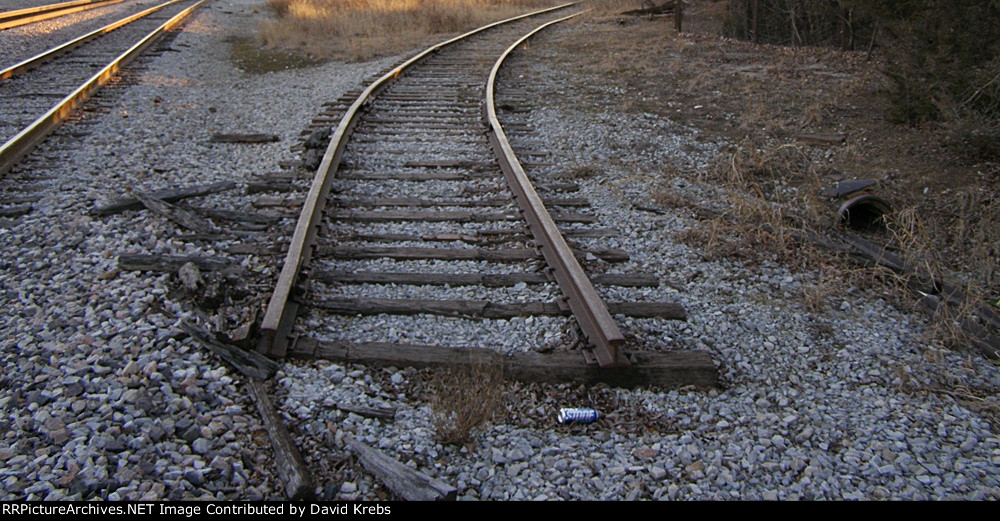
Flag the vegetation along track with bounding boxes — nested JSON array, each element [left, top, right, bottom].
[[260, 3, 716, 387], [0, 0, 208, 175]]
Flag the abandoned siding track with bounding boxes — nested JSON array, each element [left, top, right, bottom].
[[258, 5, 715, 387]]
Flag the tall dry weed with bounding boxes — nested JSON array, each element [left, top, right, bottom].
[[883, 203, 1000, 352], [429, 358, 509, 446], [260, 0, 556, 61]]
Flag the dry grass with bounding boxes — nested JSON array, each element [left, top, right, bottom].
[[259, 0, 557, 62], [583, 0, 646, 17], [596, 3, 1000, 337], [882, 203, 1000, 352], [428, 359, 509, 446], [671, 138, 820, 263]]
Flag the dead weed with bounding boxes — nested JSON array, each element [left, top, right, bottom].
[[259, 0, 556, 62], [428, 359, 510, 446]]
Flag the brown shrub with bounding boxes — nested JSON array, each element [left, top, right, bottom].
[[429, 358, 509, 446]]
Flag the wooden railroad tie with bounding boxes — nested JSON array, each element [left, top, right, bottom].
[[290, 338, 717, 389]]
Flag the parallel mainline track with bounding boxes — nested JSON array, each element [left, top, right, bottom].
[[1, 0, 187, 81], [0, 0, 207, 175], [0, 0, 126, 30], [260, 4, 717, 385]]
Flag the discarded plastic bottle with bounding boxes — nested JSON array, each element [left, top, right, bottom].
[[558, 408, 599, 424]]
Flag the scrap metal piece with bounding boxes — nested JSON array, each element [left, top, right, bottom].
[[821, 179, 876, 198]]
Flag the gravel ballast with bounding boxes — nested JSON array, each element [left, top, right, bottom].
[[1, 1, 998, 502], [276, 15, 1000, 501], [0, 0, 392, 500]]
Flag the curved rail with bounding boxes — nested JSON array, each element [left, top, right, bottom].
[[1, 0, 188, 81], [0, 0, 208, 175], [484, 10, 627, 368], [258, 2, 576, 356], [0, 0, 126, 30]]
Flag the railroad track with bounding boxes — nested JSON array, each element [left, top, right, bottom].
[[0, 0, 127, 31], [259, 4, 716, 386], [0, 0, 207, 176]]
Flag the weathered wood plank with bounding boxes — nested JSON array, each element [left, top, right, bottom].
[[608, 301, 687, 318], [319, 245, 533, 262], [594, 273, 661, 287], [90, 181, 236, 216], [336, 403, 396, 420], [330, 196, 588, 208], [359, 120, 471, 130], [312, 270, 546, 287], [180, 321, 279, 380], [562, 228, 619, 238], [795, 133, 847, 145], [535, 182, 579, 192], [188, 206, 283, 224], [209, 133, 280, 144], [290, 337, 716, 388], [134, 190, 219, 234], [309, 297, 685, 320], [312, 270, 659, 288], [340, 171, 478, 181], [316, 245, 627, 263], [403, 159, 494, 169], [343, 232, 488, 244], [246, 182, 297, 195], [117, 253, 231, 272], [0, 194, 42, 204], [581, 247, 630, 262], [0, 204, 31, 217], [248, 380, 315, 500], [347, 437, 456, 501], [328, 209, 597, 224]]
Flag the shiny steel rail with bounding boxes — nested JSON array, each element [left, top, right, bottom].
[[0, 0, 208, 175], [258, 2, 576, 356], [1, 0, 187, 81], [0, 0, 126, 30], [484, 10, 627, 368]]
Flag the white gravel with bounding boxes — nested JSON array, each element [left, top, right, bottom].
[[0, 0, 393, 500], [278, 16, 1000, 502], [2, 1, 997, 502]]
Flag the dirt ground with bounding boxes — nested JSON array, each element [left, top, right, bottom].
[[554, 1, 1000, 313]]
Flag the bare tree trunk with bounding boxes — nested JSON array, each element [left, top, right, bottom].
[[847, 7, 854, 49], [839, 6, 846, 49], [675, 0, 684, 32], [752, 0, 760, 43], [866, 23, 878, 59], [789, 0, 802, 47]]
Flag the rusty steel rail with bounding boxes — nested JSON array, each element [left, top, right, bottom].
[[1, 0, 188, 82], [0, 0, 126, 30], [258, 3, 576, 357], [0, 0, 208, 175], [484, 11, 628, 368]]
